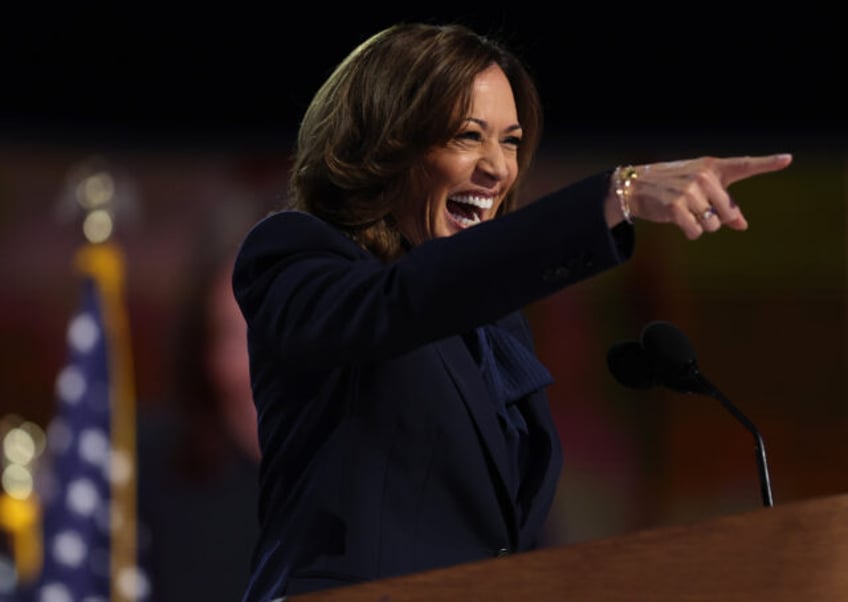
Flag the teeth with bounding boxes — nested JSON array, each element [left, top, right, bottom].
[[449, 194, 494, 209], [451, 212, 481, 227]]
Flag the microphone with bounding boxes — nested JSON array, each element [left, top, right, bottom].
[[607, 321, 774, 508], [605, 340, 657, 389]]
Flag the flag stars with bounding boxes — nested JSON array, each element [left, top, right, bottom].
[[78, 428, 109, 467], [66, 477, 100, 516], [52, 530, 86, 568], [55, 366, 87, 405], [38, 583, 73, 602], [46, 419, 73, 456], [68, 312, 100, 354]]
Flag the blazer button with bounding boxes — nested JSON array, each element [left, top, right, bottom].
[[495, 547, 510, 557]]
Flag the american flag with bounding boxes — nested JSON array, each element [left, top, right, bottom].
[[26, 243, 148, 602]]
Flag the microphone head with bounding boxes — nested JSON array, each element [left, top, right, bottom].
[[640, 320, 702, 393], [606, 340, 658, 389]]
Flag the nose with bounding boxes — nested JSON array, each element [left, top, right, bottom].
[[478, 141, 510, 182]]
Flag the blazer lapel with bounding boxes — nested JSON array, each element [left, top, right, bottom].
[[435, 336, 518, 539]]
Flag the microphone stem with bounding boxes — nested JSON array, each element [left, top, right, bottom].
[[752, 432, 774, 508], [701, 377, 774, 508]]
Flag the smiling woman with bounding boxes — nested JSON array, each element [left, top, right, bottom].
[[394, 65, 521, 242], [230, 21, 792, 601]]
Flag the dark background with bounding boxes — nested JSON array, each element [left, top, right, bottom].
[[2, 5, 845, 150]]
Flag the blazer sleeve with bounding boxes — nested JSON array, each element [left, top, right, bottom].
[[232, 171, 632, 371]]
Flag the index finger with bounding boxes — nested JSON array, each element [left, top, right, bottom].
[[716, 153, 793, 186]]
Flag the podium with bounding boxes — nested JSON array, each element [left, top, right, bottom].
[[292, 493, 848, 601]]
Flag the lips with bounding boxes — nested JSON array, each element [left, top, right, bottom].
[[446, 194, 494, 228]]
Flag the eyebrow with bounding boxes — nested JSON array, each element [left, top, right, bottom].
[[465, 117, 523, 134]]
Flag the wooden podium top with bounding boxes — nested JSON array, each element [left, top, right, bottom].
[[293, 493, 848, 601]]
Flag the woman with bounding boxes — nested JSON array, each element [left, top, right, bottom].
[[232, 22, 791, 599]]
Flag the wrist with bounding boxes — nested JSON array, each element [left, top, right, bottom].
[[612, 165, 638, 225]]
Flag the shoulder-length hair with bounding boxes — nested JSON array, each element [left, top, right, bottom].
[[289, 22, 543, 261]]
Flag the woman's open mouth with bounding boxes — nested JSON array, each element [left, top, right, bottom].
[[446, 194, 493, 228]]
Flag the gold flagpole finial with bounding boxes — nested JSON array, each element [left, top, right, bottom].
[[54, 154, 140, 245], [75, 167, 117, 244]]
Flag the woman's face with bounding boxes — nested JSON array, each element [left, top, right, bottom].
[[395, 63, 521, 245]]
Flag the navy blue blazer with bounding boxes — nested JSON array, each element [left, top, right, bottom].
[[232, 172, 633, 600]]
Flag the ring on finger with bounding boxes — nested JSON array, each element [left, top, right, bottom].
[[700, 207, 717, 222]]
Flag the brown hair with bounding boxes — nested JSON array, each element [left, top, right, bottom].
[[288, 22, 543, 261]]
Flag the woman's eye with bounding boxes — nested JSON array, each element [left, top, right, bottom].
[[504, 136, 522, 147], [456, 131, 482, 142]]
